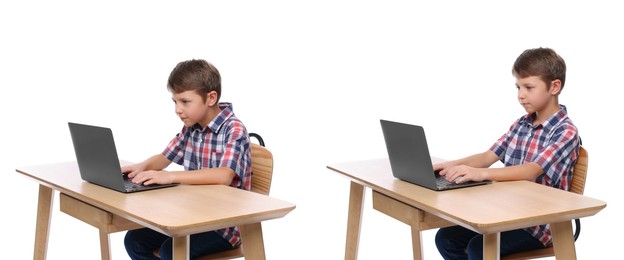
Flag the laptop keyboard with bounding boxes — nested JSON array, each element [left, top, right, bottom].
[[436, 176, 478, 189], [125, 181, 143, 190], [123, 175, 148, 190], [436, 177, 455, 188]]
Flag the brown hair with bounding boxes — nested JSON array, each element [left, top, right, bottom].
[[167, 59, 221, 103], [512, 47, 567, 90]]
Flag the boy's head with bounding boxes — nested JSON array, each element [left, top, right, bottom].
[[512, 47, 566, 92], [167, 59, 221, 103]]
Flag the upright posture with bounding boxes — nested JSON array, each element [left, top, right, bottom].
[[123, 59, 252, 260], [434, 47, 580, 259]]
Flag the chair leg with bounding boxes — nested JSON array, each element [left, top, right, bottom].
[[573, 219, 581, 241]]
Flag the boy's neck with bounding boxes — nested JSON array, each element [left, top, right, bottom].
[[533, 102, 560, 126], [198, 104, 222, 128]]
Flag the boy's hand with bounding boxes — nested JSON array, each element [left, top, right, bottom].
[[439, 165, 486, 184], [433, 162, 452, 172], [131, 170, 175, 186], [121, 164, 144, 179]]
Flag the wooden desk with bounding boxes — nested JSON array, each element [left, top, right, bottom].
[[327, 158, 606, 260], [17, 162, 296, 260]]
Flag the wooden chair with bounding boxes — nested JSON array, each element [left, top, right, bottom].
[[157, 133, 274, 260], [502, 146, 588, 260]]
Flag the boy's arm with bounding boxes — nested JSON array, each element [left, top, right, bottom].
[[434, 150, 499, 171], [123, 154, 172, 178], [167, 167, 236, 185], [128, 165, 236, 186], [439, 151, 543, 183], [481, 162, 543, 181], [142, 154, 173, 171], [455, 151, 499, 168]]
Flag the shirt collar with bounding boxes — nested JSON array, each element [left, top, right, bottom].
[[521, 105, 569, 132], [204, 102, 234, 134]]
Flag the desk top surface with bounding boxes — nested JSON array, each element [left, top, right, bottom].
[[328, 158, 607, 233], [17, 161, 296, 236]]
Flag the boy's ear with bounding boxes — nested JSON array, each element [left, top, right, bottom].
[[550, 79, 562, 95], [206, 91, 218, 106]]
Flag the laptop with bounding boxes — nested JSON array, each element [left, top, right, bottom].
[[68, 122, 177, 193], [380, 119, 491, 191]]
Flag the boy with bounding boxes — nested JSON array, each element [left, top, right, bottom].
[[434, 47, 580, 259], [122, 59, 252, 260]]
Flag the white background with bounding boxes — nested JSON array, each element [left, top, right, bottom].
[[2, 1, 621, 259]]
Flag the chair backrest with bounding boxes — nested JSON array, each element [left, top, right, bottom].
[[249, 143, 273, 195], [502, 145, 589, 260], [157, 137, 274, 260], [569, 146, 588, 195]]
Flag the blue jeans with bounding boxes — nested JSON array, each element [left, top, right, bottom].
[[435, 226, 546, 260], [124, 228, 234, 260]]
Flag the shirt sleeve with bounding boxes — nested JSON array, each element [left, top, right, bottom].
[[219, 121, 250, 179], [533, 123, 579, 186]]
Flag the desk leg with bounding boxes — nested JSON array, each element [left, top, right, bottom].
[[240, 222, 266, 260], [99, 230, 111, 260], [482, 232, 500, 260], [410, 228, 424, 260], [172, 235, 190, 260], [34, 184, 54, 260], [550, 221, 576, 260], [345, 181, 365, 260]]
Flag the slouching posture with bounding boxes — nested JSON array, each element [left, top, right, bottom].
[[122, 59, 252, 260]]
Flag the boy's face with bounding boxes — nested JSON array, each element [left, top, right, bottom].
[[172, 90, 216, 128], [515, 76, 561, 115]]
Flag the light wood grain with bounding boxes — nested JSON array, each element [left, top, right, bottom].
[[328, 158, 605, 234], [33, 185, 53, 260], [327, 156, 606, 260], [17, 161, 295, 260], [193, 143, 274, 260], [503, 146, 589, 260], [249, 143, 273, 195], [345, 181, 365, 260], [372, 191, 453, 230], [59, 193, 143, 233], [17, 162, 294, 237]]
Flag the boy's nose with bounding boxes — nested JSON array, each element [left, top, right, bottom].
[[517, 90, 526, 99]]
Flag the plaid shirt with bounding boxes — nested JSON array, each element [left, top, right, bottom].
[[162, 102, 252, 246], [490, 105, 580, 246]]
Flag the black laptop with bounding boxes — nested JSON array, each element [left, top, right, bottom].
[[380, 119, 491, 191], [68, 122, 177, 193]]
